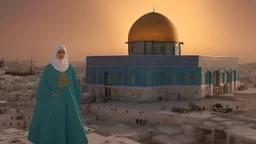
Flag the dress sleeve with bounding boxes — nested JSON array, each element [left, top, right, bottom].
[[37, 65, 53, 102], [71, 66, 82, 104]]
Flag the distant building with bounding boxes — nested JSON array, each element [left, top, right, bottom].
[[0, 58, 4, 68], [86, 10, 240, 102]]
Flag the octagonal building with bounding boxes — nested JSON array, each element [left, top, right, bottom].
[[85, 11, 240, 102]]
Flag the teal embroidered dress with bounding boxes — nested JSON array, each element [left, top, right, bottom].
[[28, 63, 88, 144]]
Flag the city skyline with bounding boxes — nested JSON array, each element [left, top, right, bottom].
[[0, 0, 256, 63]]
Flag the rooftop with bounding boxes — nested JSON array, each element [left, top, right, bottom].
[[226, 126, 256, 143], [93, 98, 240, 112], [83, 133, 140, 144], [235, 88, 256, 94]]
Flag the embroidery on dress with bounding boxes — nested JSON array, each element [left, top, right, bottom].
[[57, 72, 71, 88]]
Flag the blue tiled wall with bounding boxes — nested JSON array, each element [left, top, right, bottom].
[[86, 67, 202, 87], [86, 55, 239, 87]]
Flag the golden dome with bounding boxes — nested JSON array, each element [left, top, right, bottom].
[[128, 12, 179, 43]]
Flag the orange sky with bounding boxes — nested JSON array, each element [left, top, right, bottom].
[[0, 0, 256, 64]]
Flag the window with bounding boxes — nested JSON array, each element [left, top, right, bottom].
[[130, 46, 135, 53], [130, 75, 135, 84], [153, 73, 157, 85], [139, 71, 146, 85], [153, 47, 158, 53], [119, 72, 124, 84], [225, 72, 230, 82], [111, 73, 116, 84], [179, 72, 185, 83], [160, 46, 165, 53], [95, 73, 98, 82], [205, 72, 211, 84], [172, 75, 176, 83], [193, 71, 198, 83], [202, 74, 205, 84], [205, 73, 209, 83], [147, 77, 151, 84], [87, 73, 91, 81], [222, 73, 225, 83], [92, 73, 96, 83], [185, 74, 190, 83], [230, 72, 233, 82], [114, 73, 118, 84], [160, 72, 168, 84], [213, 73, 217, 84]]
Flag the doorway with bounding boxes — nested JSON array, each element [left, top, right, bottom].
[[104, 72, 111, 100], [105, 87, 111, 99], [213, 70, 220, 95]]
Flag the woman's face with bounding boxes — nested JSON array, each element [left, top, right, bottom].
[[56, 49, 65, 60]]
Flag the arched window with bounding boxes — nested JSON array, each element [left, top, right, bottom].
[[222, 73, 225, 83], [225, 71, 230, 82], [205, 71, 211, 84]]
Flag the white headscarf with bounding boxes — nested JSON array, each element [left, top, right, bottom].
[[50, 45, 69, 72]]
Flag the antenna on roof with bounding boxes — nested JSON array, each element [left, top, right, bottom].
[[152, 6, 156, 12]]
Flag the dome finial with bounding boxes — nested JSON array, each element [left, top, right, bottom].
[[152, 5, 156, 12]]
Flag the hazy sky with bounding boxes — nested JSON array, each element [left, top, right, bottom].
[[0, 0, 256, 63]]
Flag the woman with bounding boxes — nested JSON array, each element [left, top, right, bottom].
[[28, 45, 88, 144]]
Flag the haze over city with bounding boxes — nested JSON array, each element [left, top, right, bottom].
[[2, 1, 256, 144], [0, 0, 256, 63]]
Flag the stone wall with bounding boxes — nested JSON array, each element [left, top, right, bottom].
[[0, 113, 25, 130], [201, 82, 238, 96], [90, 104, 205, 126], [22, 108, 34, 129], [198, 56, 238, 68], [87, 84, 203, 102]]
